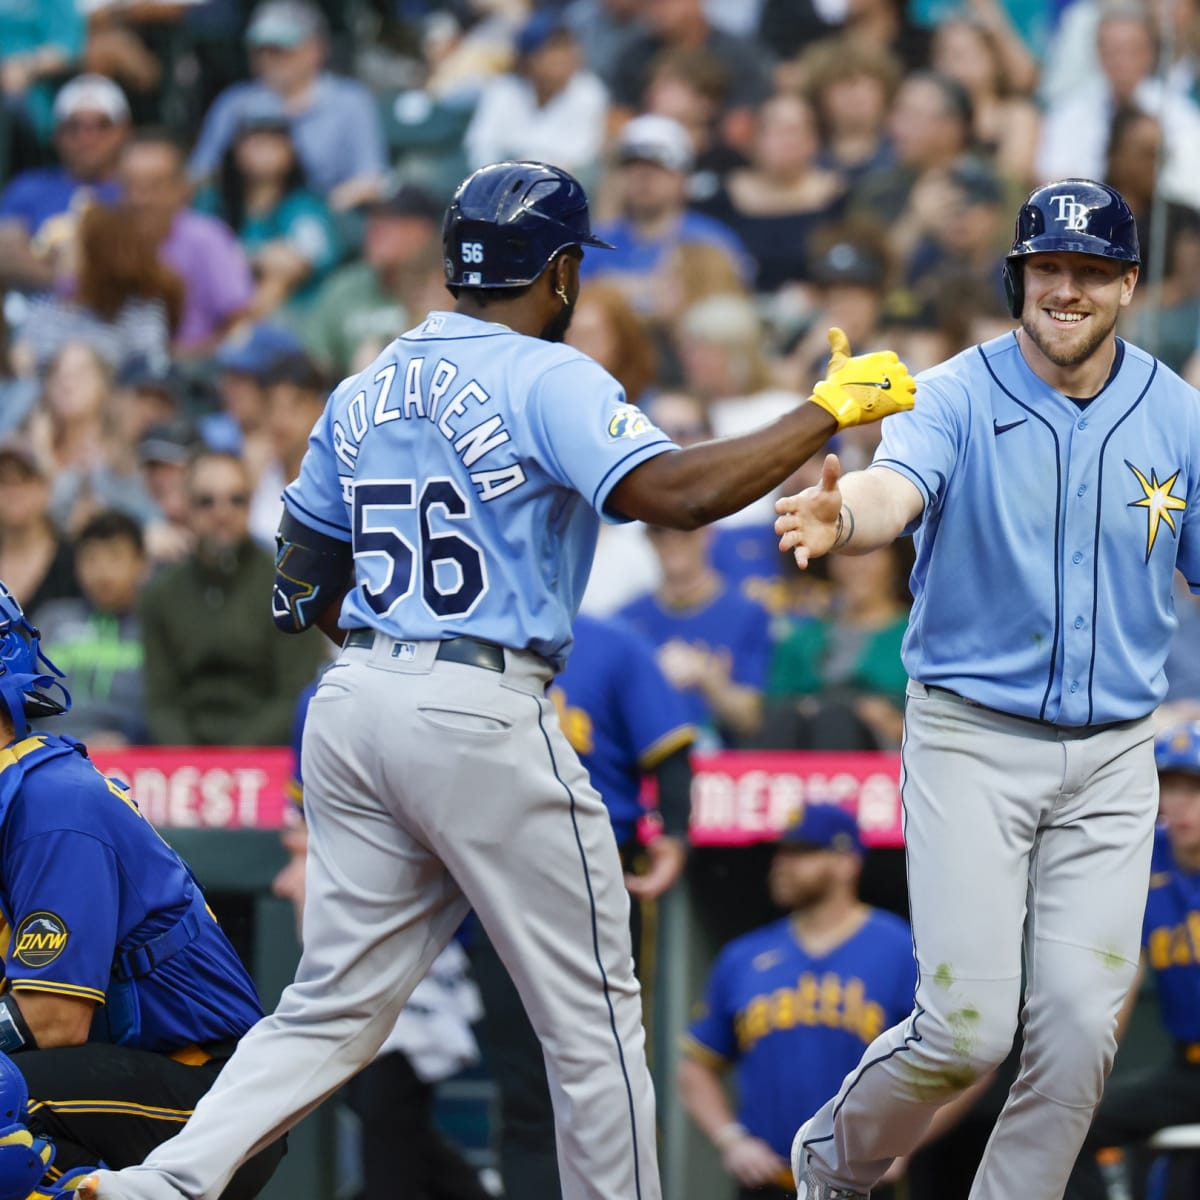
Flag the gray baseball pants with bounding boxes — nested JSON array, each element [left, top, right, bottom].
[[85, 637, 661, 1200], [798, 680, 1157, 1200]]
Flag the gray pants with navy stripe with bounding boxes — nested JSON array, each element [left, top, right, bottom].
[[87, 637, 661, 1200], [797, 680, 1157, 1200]]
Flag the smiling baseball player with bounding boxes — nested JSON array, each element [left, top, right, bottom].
[[77, 160, 914, 1200], [775, 178, 1200, 1200]]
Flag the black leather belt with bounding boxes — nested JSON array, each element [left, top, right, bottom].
[[926, 685, 1129, 733], [345, 629, 505, 673]]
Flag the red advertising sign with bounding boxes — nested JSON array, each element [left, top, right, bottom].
[[89, 747, 293, 830], [86, 747, 905, 847], [687, 751, 904, 848]]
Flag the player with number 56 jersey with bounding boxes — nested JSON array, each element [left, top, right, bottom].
[[78, 161, 915, 1200]]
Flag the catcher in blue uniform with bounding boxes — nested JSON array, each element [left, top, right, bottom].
[[0, 583, 282, 1200]]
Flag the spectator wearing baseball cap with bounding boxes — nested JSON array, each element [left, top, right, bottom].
[[582, 114, 750, 317], [136, 419, 202, 564], [783, 225, 891, 396], [187, 0, 387, 211], [304, 181, 443, 378], [0, 74, 128, 291], [778, 804, 866, 855], [200, 321, 306, 458], [463, 12, 608, 185]]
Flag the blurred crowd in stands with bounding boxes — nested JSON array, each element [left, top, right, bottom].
[[5, 0, 1200, 759]]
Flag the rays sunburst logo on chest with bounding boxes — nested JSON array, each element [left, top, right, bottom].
[[1126, 460, 1187, 562]]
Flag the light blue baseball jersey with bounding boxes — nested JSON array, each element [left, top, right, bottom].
[[873, 333, 1200, 726], [283, 311, 677, 667]]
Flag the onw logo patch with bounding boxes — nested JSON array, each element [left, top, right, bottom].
[[14, 912, 69, 968]]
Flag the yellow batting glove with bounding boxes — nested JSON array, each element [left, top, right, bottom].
[[807, 327, 916, 430]]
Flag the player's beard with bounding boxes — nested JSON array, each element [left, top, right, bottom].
[[541, 298, 576, 344], [1022, 308, 1118, 369], [768, 862, 836, 912]]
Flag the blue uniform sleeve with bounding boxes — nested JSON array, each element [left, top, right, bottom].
[[870, 375, 965, 532], [684, 948, 738, 1063], [528, 358, 677, 520], [282, 385, 353, 539], [4, 831, 119, 1003]]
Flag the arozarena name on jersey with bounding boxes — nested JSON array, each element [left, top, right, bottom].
[[330, 360, 526, 503]]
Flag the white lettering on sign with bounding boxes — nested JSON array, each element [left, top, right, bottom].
[[124, 766, 270, 828], [689, 765, 902, 845]]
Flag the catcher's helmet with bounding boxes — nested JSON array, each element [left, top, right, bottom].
[[1002, 179, 1140, 318], [1155, 721, 1200, 776], [443, 161, 613, 289], [0, 582, 70, 739]]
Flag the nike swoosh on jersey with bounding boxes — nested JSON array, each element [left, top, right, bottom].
[[993, 418, 1028, 435]]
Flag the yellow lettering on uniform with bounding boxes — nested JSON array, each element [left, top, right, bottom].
[[1149, 927, 1170, 972], [843, 978, 865, 1036], [1172, 926, 1193, 967], [773, 987, 796, 1031], [17, 933, 65, 952], [1188, 913, 1200, 961], [819, 973, 843, 1027], [739, 997, 770, 1052], [797, 974, 819, 1025], [861, 1001, 885, 1042], [548, 689, 594, 755]]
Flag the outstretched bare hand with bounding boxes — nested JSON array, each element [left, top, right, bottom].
[[775, 452, 844, 569]]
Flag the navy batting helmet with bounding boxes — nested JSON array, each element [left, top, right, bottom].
[[1002, 179, 1140, 318], [1156, 721, 1200, 776], [443, 161, 613, 289], [0, 583, 70, 739]]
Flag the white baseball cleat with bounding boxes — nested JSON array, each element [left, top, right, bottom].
[[791, 1119, 869, 1200]]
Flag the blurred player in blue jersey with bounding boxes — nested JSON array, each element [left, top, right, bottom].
[[678, 805, 915, 1200], [776, 179, 1200, 1200], [1065, 721, 1200, 1199], [78, 160, 914, 1200], [470, 610, 696, 1199], [0, 582, 282, 1200]]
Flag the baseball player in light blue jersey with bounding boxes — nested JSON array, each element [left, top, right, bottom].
[[76, 161, 914, 1200], [775, 177, 1200, 1200]]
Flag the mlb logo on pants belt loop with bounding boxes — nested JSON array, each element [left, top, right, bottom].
[[391, 642, 417, 661]]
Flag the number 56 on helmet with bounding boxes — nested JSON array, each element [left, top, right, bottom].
[[443, 161, 614, 290]]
